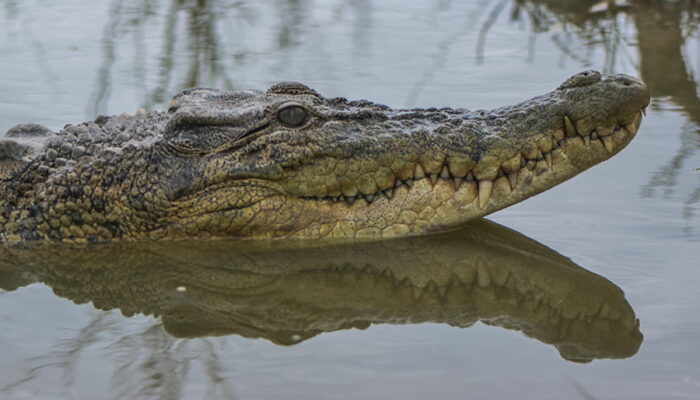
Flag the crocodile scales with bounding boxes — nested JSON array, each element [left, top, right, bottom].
[[0, 71, 650, 243]]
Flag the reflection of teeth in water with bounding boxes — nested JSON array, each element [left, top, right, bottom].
[[326, 261, 639, 332]]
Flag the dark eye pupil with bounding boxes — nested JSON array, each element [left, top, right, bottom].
[[278, 106, 308, 127]]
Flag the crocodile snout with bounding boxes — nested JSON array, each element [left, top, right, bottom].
[[558, 71, 650, 113], [604, 73, 650, 121]]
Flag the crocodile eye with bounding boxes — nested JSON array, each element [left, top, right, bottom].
[[277, 105, 308, 127]]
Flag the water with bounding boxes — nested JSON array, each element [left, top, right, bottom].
[[0, 0, 698, 399]]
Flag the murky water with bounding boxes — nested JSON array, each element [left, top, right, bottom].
[[0, 0, 698, 399]]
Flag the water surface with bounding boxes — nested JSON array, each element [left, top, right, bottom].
[[1, 1, 698, 399]]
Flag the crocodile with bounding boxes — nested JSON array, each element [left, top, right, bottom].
[[0, 70, 649, 242]]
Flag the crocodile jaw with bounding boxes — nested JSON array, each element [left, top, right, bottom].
[[285, 116, 644, 239]]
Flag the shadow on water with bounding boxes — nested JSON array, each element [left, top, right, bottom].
[[1, 220, 642, 388]]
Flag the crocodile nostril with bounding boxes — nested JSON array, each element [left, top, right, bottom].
[[168, 99, 180, 114], [610, 74, 645, 89]]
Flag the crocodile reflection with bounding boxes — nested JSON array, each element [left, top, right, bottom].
[[0, 219, 641, 363]]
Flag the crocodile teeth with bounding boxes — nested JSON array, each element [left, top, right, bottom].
[[453, 177, 463, 190], [545, 152, 552, 168], [626, 112, 642, 135], [591, 131, 599, 140], [507, 172, 518, 190], [603, 136, 614, 153], [440, 165, 450, 180], [583, 136, 591, 146], [347, 196, 356, 204], [383, 189, 393, 200], [564, 115, 578, 137], [405, 178, 413, 187], [429, 174, 438, 185], [613, 129, 626, 143], [414, 164, 426, 179], [365, 194, 375, 203], [478, 180, 493, 209]]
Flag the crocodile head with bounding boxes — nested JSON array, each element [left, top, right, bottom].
[[147, 70, 649, 240], [0, 70, 649, 242]]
